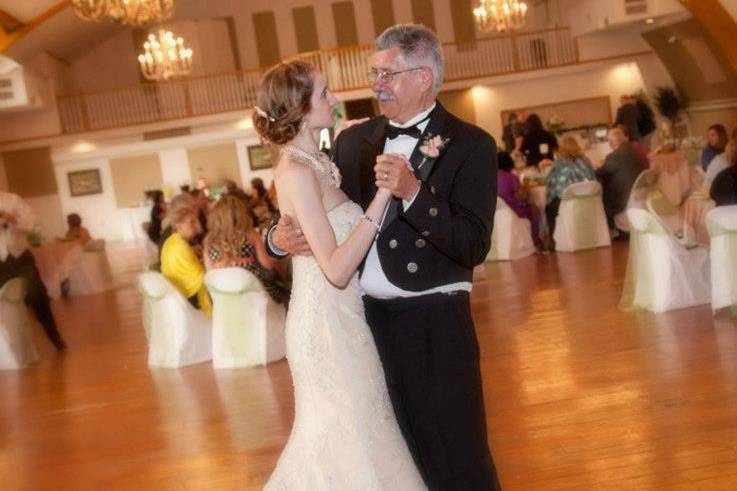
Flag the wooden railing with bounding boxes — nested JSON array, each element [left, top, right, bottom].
[[56, 27, 577, 134]]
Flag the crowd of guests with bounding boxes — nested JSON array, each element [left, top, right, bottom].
[[149, 178, 290, 319], [496, 106, 737, 251]]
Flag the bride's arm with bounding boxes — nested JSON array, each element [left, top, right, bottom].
[[280, 164, 391, 288]]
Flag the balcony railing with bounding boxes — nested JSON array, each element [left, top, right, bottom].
[[56, 27, 577, 134]]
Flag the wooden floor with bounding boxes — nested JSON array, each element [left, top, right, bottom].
[[1, 242, 736, 490]]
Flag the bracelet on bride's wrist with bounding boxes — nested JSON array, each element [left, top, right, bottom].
[[360, 214, 380, 232]]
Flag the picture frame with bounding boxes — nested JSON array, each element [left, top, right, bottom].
[[247, 144, 274, 171], [67, 169, 102, 197]]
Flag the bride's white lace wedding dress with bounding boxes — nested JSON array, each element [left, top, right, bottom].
[[265, 149, 425, 490]]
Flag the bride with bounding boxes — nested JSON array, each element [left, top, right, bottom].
[[253, 61, 425, 490]]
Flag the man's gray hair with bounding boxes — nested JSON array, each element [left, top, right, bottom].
[[375, 24, 444, 94]]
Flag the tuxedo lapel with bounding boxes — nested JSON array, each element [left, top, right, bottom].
[[359, 118, 387, 209], [409, 104, 453, 182]]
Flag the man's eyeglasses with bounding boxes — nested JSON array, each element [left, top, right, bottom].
[[367, 67, 425, 84]]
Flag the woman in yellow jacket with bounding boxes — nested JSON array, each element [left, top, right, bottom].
[[161, 194, 212, 317]]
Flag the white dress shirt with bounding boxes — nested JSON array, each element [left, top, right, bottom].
[[359, 103, 473, 299], [0, 192, 35, 261]]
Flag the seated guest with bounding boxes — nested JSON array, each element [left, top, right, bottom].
[[710, 138, 737, 206], [497, 151, 540, 245], [704, 137, 736, 189], [204, 196, 290, 305], [597, 127, 645, 231], [160, 196, 211, 317], [521, 113, 558, 167], [701, 124, 728, 171], [545, 136, 597, 248], [60, 213, 91, 246], [189, 188, 209, 244], [147, 190, 166, 244], [510, 134, 527, 172], [0, 192, 66, 350]]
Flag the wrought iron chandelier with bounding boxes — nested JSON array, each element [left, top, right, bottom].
[[137, 30, 193, 81], [473, 0, 528, 33], [71, 0, 173, 25]]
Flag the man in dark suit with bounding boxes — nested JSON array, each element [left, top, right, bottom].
[[269, 24, 500, 490], [597, 127, 645, 230]]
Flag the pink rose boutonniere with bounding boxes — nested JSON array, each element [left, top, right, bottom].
[[418, 134, 450, 168]]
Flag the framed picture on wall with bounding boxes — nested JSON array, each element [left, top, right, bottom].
[[67, 169, 102, 197], [247, 144, 274, 170]]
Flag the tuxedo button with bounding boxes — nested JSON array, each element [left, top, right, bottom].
[[422, 230, 430, 237], [429, 207, 438, 217], [415, 239, 426, 248], [407, 262, 418, 273], [389, 239, 398, 249]]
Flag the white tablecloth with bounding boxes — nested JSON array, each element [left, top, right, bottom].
[[31, 242, 83, 299]]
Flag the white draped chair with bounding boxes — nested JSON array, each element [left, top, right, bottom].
[[620, 208, 710, 313], [0, 278, 39, 370], [67, 240, 114, 296], [553, 180, 611, 252], [205, 267, 286, 368], [706, 205, 737, 314], [138, 271, 212, 367], [487, 197, 536, 261], [617, 169, 661, 231]]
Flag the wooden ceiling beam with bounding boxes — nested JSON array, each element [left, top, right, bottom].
[[679, 0, 737, 76], [0, 1, 69, 55], [0, 9, 25, 33]]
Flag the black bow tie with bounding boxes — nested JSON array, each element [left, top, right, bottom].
[[385, 124, 422, 140]]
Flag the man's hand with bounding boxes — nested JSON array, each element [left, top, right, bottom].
[[273, 214, 312, 257], [374, 154, 420, 201]]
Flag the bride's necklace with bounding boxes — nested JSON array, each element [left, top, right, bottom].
[[282, 144, 342, 188]]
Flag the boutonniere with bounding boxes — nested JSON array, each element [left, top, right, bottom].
[[418, 134, 450, 168]]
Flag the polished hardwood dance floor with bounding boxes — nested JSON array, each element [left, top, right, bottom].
[[1, 242, 736, 490]]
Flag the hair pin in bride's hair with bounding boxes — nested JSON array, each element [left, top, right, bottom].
[[254, 106, 276, 123]]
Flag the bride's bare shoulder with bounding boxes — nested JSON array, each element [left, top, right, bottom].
[[274, 153, 317, 183]]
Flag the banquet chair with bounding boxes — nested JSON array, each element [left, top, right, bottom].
[[67, 240, 114, 296], [138, 271, 212, 367], [620, 208, 710, 313], [487, 197, 536, 261], [553, 181, 611, 252], [617, 169, 661, 230], [646, 189, 682, 235], [205, 267, 286, 368], [0, 278, 39, 369], [706, 205, 737, 314]]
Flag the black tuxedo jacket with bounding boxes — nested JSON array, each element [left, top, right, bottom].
[[333, 102, 497, 291]]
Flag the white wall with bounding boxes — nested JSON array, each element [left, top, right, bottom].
[[25, 194, 66, 241], [469, 54, 665, 141], [47, 127, 276, 242]]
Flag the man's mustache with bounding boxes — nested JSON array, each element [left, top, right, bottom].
[[374, 91, 395, 102]]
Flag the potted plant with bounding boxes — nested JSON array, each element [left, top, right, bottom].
[[653, 86, 686, 133]]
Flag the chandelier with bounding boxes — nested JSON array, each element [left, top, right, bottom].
[[137, 30, 193, 81], [473, 0, 528, 33], [71, 0, 173, 25]]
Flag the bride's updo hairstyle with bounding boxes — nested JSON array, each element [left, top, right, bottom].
[[253, 61, 314, 145]]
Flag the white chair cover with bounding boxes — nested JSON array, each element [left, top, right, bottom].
[[205, 267, 286, 368], [553, 180, 611, 252], [67, 241, 114, 296], [646, 189, 682, 235], [138, 271, 212, 367], [620, 208, 710, 313], [706, 205, 737, 314], [0, 278, 39, 369], [487, 197, 536, 261]]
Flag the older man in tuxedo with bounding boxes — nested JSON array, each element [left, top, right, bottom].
[[269, 24, 500, 490]]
